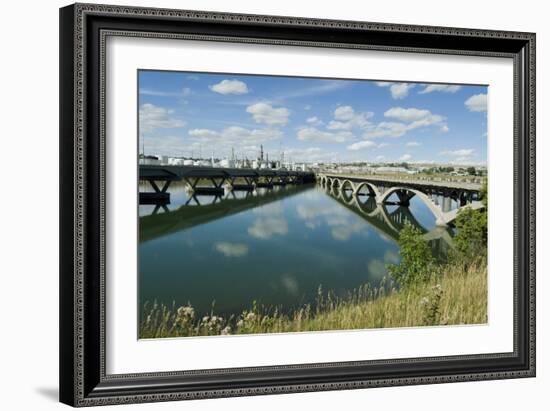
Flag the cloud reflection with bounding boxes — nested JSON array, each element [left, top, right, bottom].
[[367, 259, 387, 279], [281, 274, 299, 296], [214, 242, 249, 257], [248, 218, 289, 239], [296, 203, 368, 241], [253, 202, 284, 215]]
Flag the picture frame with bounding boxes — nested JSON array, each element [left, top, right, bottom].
[[59, 2, 535, 407]]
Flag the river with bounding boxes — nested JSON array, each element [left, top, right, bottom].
[[138, 182, 454, 318]]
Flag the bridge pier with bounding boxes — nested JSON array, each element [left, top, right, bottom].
[[139, 178, 172, 204], [256, 176, 274, 189], [442, 196, 452, 213], [226, 176, 255, 192], [273, 176, 288, 186], [392, 189, 416, 207], [183, 176, 226, 195]]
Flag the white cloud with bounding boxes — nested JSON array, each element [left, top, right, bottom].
[[246, 102, 290, 126], [363, 107, 447, 139], [406, 141, 421, 147], [286, 147, 336, 162], [347, 141, 378, 151], [376, 82, 415, 99], [334, 105, 355, 121], [384, 107, 432, 122], [390, 83, 415, 99], [189, 126, 282, 147], [209, 79, 249, 95], [275, 80, 349, 101], [188, 128, 218, 139], [465, 93, 487, 112], [248, 218, 288, 239], [375, 155, 386, 161], [399, 154, 412, 161], [418, 84, 462, 94], [440, 148, 475, 157], [439, 149, 480, 165], [363, 122, 409, 138], [140, 135, 188, 156], [139, 89, 179, 97], [139, 103, 186, 133], [306, 116, 323, 126], [297, 127, 354, 143], [304, 104, 312, 110], [214, 242, 249, 257], [327, 106, 373, 130], [139, 87, 193, 98]]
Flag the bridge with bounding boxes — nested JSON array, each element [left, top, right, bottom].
[[139, 165, 315, 204], [318, 173, 484, 227], [323, 184, 455, 254]]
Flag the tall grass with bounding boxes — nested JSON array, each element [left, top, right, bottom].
[[139, 257, 487, 339]]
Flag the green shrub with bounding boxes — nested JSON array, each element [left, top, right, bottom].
[[453, 207, 487, 259], [387, 222, 438, 288]]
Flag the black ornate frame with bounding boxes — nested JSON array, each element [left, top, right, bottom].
[[59, 3, 536, 407]]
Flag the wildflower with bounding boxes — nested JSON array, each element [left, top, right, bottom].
[[245, 312, 256, 322], [177, 306, 195, 319], [221, 326, 231, 335], [236, 319, 244, 328], [421, 297, 430, 306]]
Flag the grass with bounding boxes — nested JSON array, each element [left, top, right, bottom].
[[139, 256, 487, 339]]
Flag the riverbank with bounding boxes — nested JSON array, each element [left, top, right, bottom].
[[139, 257, 487, 338]]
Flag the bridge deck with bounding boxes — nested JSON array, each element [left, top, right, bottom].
[[140, 165, 315, 180], [321, 173, 482, 193]]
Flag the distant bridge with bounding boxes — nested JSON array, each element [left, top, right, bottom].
[[318, 173, 484, 227], [139, 165, 315, 203]]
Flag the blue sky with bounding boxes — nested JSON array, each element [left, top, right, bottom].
[[138, 70, 487, 165]]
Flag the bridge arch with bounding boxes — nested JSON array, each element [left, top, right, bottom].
[[353, 181, 381, 199], [379, 186, 448, 226], [349, 195, 381, 218], [340, 179, 355, 192]]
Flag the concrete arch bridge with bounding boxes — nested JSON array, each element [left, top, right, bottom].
[[318, 173, 484, 227]]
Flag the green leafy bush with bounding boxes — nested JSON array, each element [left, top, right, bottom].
[[453, 181, 488, 259], [387, 222, 438, 288]]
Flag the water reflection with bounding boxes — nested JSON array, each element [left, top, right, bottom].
[[139, 183, 309, 243], [139, 183, 454, 318], [323, 185, 454, 257]]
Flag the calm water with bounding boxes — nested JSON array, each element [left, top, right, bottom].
[[139, 183, 454, 317]]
